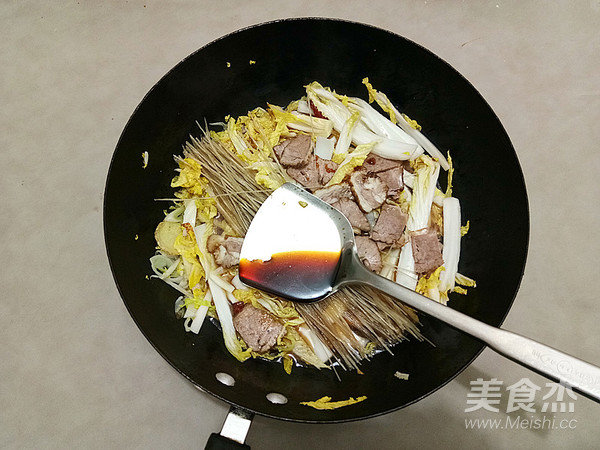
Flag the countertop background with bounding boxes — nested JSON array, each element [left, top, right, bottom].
[[2, 1, 599, 449]]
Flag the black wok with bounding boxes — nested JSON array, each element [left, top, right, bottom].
[[104, 16, 529, 438]]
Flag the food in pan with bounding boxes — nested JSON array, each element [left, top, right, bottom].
[[150, 79, 475, 372]]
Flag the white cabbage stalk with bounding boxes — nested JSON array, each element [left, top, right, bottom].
[[380, 248, 400, 280], [348, 97, 420, 147], [298, 325, 333, 363], [190, 305, 209, 333], [160, 257, 180, 280], [183, 318, 194, 332], [357, 124, 422, 160], [305, 85, 350, 129], [190, 290, 212, 334], [439, 197, 462, 293], [296, 99, 311, 114], [150, 254, 177, 277], [209, 273, 235, 293], [193, 224, 211, 266], [226, 291, 237, 304], [334, 110, 360, 159], [209, 278, 248, 361], [184, 305, 198, 319], [395, 243, 418, 290], [403, 170, 415, 189], [182, 199, 197, 228], [433, 193, 445, 207], [407, 156, 441, 231], [163, 205, 185, 222], [231, 274, 247, 290], [371, 90, 449, 170], [289, 111, 333, 137], [306, 83, 421, 160], [314, 136, 334, 160]]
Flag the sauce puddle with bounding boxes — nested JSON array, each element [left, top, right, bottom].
[[239, 250, 341, 302]]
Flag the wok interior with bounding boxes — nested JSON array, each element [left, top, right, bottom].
[[104, 18, 528, 422]]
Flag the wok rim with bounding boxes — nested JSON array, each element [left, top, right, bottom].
[[103, 16, 530, 424]]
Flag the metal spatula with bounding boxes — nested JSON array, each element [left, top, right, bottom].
[[238, 183, 600, 402]]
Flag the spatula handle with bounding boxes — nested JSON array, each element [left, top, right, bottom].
[[342, 256, 600, 402]]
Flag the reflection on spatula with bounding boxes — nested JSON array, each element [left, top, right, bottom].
[[239, 183, 600, 402]]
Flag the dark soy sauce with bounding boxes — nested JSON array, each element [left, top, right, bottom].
[[239, 251, 341, 302]]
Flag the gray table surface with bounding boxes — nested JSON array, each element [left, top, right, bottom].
[[2, 1, 599, 448]]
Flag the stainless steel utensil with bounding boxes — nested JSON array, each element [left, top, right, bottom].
[[239, 183, 600, 402]]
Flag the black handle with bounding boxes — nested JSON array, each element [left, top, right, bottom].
[[205, 433, 250, 450]]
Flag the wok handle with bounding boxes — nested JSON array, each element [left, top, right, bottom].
[[205, 434, 250, 450], [205, 406, 253, 450], [340, 255, 600, 402]]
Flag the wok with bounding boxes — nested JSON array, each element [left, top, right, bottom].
[[104, 18, 529, 445]]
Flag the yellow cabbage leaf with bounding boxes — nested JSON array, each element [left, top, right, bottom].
[[300, 396, 367, 410], [327, 142, 375, 186], [362, 77, 396, 124], [402, 113, 422, 131], [171, 158, 210, 198], [416, 266, 443, 298]]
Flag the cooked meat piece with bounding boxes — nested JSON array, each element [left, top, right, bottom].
[[233, 304, 284, 353], [273, 134, 313, 167], [361, 154, 405, 173], [206, 234, 224, 253], [411, 228, 444, 274], [313, 183, 353, 204], [273, 142, 284, 160], [286, 155, 319, 187], [349, 170, 388, 213], [377, 234, 407, 251], [214, 246, 241, 267], [207, 235, 244, 268], [371, 203, 408, 246], [286, 155, 338, 188], [376, 240, 389, 251], [316, 157, 338, 185], [355, 236, 382, 272], [331, 198, 370, 232], [223, 236, 243, 253], [376, 167, 404, 198]]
